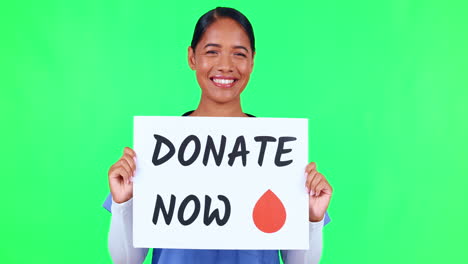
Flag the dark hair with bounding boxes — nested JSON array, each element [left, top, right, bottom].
[[191, 7, 255, 53]]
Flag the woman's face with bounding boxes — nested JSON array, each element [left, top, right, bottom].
[[188, 18, 254, 105]]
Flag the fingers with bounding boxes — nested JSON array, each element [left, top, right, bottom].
[[306, 171, 321, 196], [124, 147, 137, 159], [305, 170, 318, 192], [305, 162, 319, 194], [312, 175, 331, 196], [304, 162, 316, 191], [305, 162, 316, 173], [118, 158, 134, 184], [108, 147, 137, 185], [305, 162, 332, 197], [121, 147, 137, 184], [121, 153, 136, 172], [316, 179, 333, 196], [308, 172, 322, 196], [114, 166, 132, 184]]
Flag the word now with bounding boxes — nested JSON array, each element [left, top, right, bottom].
[[153, 194, 231, 226], [152, 135, 297, 167]]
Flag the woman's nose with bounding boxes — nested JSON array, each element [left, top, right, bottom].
[[216, 54, 234, 72]]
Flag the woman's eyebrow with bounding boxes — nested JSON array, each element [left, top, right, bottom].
[[204, 43, 221, 49], [233, 45, 249, 53]]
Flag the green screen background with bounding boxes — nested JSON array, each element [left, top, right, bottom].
[[1, 0, 467, 263]]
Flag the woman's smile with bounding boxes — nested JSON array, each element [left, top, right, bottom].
[[210, 75, 238, 88]]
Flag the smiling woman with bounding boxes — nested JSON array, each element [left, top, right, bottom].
[[188, 8, 255, 117], [104, 6, 332, 264]]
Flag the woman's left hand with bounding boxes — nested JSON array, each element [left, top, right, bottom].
[[305, 162, 333, 222]]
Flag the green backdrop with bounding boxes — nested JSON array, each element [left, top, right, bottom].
[[1, 0, 467, 263]]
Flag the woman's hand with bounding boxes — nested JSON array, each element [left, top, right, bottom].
[[108, 147, 136, 204], [305, 162, 333, 222]]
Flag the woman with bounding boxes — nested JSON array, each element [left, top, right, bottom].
[[104, 7, 332, 264]]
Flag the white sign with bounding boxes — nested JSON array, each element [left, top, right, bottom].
[[133, 116, 309, 249]]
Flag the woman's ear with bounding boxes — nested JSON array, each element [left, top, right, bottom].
[[188, 46, 196, 70]]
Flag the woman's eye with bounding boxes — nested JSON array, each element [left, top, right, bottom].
[[206, 50, 218, 55], [234, 53, 247, 57]]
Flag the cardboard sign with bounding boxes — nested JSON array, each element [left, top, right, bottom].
[[133, 116, 309, 249]]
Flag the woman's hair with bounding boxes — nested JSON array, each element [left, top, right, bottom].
[[191, 7, 255, 53]]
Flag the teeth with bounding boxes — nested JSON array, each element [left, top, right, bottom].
[[213, 78, 235, 84]]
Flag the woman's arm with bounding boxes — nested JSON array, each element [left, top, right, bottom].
[[108, 198, 148, 264], [281, 218, 324, 264]]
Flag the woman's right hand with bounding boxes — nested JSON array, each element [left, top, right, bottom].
[[108, 147, 136, 204]]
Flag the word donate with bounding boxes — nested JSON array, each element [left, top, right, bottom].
[[152, 134, 297, 167], [133, 116, 309, 250]]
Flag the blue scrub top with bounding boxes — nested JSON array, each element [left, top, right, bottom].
[[103, 194, 330, 264]]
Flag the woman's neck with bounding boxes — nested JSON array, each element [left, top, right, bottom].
[[191, 96, 247, 117]]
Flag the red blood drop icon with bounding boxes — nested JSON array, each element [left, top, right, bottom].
[[252, 189, 286, 233]]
